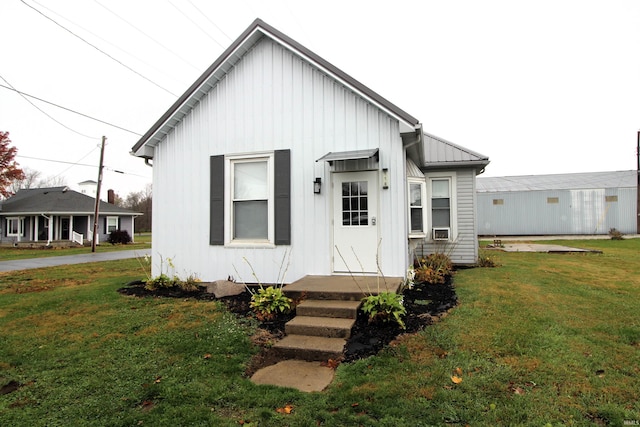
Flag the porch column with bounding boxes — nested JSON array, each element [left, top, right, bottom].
[[34, 215, 39, 242], [69, 216, 74, 241], [47, 216, 53, 244]]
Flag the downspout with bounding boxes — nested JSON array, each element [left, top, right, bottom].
[[145, 158, 153, 167]]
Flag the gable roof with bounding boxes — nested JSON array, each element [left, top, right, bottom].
[[131, 18, 420, 158], [0, 187, 140, 216], [477, 170, 636, 192], [421, 131, 490, 172]]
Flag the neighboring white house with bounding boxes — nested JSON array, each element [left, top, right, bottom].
[[477, 170, 638, 236], [78, 180, 98, 199], [131, 19, 489, 284]]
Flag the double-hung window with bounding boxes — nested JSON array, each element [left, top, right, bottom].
[[408, 179, 426, 236], [226, 153, 274, 244], [7, 217, 23, 236], [431, 178, 451, 229], [106, 216, 119, 233]]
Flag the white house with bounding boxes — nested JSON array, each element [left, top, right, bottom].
[[131, 19, 489, 284]]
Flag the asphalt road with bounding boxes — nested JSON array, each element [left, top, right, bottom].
[[0, 249, 152, 272]]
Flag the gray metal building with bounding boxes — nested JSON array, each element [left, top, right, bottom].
[[477, 170, 637, 235]]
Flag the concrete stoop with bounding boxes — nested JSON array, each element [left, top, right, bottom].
[[270, 294, 362, 362], [251, 276, 396, 391]]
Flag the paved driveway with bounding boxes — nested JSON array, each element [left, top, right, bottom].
[[0, 249, 151, 272]]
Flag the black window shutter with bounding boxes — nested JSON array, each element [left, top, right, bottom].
[[103, 217, 106, 233], [274, 149, 291, 245], [210, 155, 225, 245]]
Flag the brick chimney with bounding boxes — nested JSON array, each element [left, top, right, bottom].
[[107, 189, 115, 204]]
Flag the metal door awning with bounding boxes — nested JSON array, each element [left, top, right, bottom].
[[316, 148, 379, 164]]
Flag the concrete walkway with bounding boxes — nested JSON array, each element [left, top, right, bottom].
[[0, 249, 151, 272], [499, 243, 602, 253]]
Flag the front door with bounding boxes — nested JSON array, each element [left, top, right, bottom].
[[60, 217, 70, 240], [333, 171, 379, 273]]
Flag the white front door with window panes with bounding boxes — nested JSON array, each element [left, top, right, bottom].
[[332, 171, 379, 273]]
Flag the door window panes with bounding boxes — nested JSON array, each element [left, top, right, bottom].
[[342, 181, 368, 226]]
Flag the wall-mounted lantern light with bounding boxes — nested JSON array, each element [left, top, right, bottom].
[[382, 168, 389, 189], [314, 177, 322, 194]]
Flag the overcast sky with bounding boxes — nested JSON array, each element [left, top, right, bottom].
[[1, 0, 639, 198]]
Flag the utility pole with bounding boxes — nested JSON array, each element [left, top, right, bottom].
[[92, 136, 106, 252], [637, 131, 640, 234]]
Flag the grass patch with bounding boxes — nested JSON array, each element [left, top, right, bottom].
[[1, 239, 639, 425], [0, 234, 150, 261]]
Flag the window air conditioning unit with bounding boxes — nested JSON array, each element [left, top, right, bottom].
[[432, 227, 450, 241]]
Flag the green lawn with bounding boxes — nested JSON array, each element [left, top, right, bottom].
[[0, 233, 150, 261], [0, 238, 638, 426]]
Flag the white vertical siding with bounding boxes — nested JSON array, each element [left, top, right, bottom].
[[151, 37, 407, 283]]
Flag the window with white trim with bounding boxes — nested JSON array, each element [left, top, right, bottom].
[[7, 217, 24, 236], [226, 153, 274, 244], [408, 179, 426, 235], [106, 216, 119, 233], [431, 178, 451, 228], [425, 174, 457, 241]]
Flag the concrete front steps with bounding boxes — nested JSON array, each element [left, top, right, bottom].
[[272, 295, 362, 362]]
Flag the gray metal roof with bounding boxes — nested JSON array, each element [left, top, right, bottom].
[[477, 170, 637, 192], [316, 148, 379, 163], [422, 131, 490, 171], [132, 18, 420, 158], [0, 187, 141, 215]]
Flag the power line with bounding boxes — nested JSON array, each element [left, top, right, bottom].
[[167, 0, 226, 50], [51, 145, 100, 179], [0, 83, 143, 136], [19, 0, 178, 97], [0, 74, 99, 140], [32, 0, 190, 86], [92, 0, 202, 72], [185, 0, 234, 42], [17, 154, 150, 178], [18, 154, 96, 168]]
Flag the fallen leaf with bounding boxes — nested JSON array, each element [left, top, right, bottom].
[[321, 359, 340, 369], [276, 404, 294, 414], [351, 402, 359, 408], [454, 367, 463, 376], [203, 354, 212, 359], [512, 386, 525, 395], [451, 375, 463, 384], [154, 376, 162, 384]]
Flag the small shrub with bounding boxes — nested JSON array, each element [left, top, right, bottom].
[[477, 251, 499, 268], [414, 253, 453, 284], [361, 292, 406, 329], [108, 229, 132, 245], [250, 286, 292, 321], [609, 228, 624, 240], [179, 274, 201, 292], [144, 273, 177, 290]]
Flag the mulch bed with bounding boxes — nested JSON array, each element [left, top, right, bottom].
[[117, 277, 458, 371]]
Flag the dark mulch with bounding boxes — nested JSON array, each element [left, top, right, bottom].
[[343, 277, 457, 362], [117, 277, 458, 368]]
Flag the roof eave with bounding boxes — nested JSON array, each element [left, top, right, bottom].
[[422, 159, 490, 174], [132, 18, 420, 157]]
